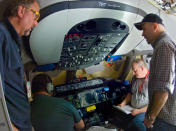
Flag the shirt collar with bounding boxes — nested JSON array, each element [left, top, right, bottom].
[[151, 32, 167, 49], [3, 18, 22, 49]]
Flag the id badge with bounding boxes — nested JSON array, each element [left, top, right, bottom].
[[26, 81, 32, 101]]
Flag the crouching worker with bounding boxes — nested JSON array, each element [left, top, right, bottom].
[[31, 73, 85, 131], [113, 59, 149, 131]]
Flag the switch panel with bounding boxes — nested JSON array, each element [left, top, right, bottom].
[[57, 18, 129, 70]]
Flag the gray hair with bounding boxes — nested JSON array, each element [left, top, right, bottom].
[[2, 0, 38, 18], [132, 59, 148, 69]]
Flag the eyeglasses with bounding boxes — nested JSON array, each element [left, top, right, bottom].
[[26, 7, 40, 21]]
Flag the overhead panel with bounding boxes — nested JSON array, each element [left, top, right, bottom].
[[29, 0, 147, 70]]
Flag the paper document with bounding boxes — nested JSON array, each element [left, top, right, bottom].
[[87, 126, 117, 131], [113, 105, 134, 114]]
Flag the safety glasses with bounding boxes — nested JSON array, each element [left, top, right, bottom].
[[26, 7, 40, 21]]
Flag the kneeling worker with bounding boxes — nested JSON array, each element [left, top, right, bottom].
[[113, 59, 149, 131], [31, 73, 85, 131]]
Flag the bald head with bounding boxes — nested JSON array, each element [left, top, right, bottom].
[[134, 13, 165, 44]]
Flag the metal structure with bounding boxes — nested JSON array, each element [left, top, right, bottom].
[[0, 75, 13, 131], [29, 0, 154, 70]]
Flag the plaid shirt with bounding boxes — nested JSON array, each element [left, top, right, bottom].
[[148, 32, 176, 126]]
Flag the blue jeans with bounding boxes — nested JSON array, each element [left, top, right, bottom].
[[125, 113, 146, 131], [112, 110, 146, 131], [147, 118, 176, 131]]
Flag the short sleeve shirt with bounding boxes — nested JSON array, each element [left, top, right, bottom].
[[31, 94, 82, 131], [148, 32, 176, 126], [131, 76, 149, 109]]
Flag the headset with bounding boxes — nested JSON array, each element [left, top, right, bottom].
[[46, 82, 54, 94], [32, 73, 55, 94]]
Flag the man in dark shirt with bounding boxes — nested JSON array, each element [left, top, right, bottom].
[[134, 13, 176, 131], [31, 73, 85, 131], [0, 0, 40, 130]]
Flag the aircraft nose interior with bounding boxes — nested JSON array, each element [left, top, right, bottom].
[[23, 0, 150, 129], [58, 18, 129, 70], [1, 0, 176, 131], [27, 0, 147, 70]]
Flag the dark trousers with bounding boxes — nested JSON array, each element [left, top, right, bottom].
[[147, 117, 176, 131], [111, 109, 146, 131]]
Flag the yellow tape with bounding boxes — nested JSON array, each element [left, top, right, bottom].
[[86, 105, 96, 112]]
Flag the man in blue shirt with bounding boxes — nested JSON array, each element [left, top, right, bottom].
[[0, 0, 40, 130]]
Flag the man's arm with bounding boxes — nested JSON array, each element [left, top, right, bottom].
[[12, 123, 19, 131], [144, 43, 174, 128], [149, 91, 168, 118], [144, 91, 168, 128], [0, 31, 20, 131], [118, 93, 131, 107], [74, 119, 85, 131], [131, 105, 148, 116]]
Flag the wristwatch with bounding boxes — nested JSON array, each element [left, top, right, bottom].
[[147, 114, 155, 122]]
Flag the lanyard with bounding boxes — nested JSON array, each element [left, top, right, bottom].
[[138, 71, 149, 91]]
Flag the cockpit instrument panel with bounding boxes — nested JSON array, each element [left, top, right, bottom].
[[58, 18, 129, 70]]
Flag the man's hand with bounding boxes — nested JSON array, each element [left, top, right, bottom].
[[144, 91, 168, 128], [12, 123, 19, 131], [144, 114, 156, 128], [118, 93, 131, 107], [74, 119, 85, 131], [118, 102, 126, 107], [131, 109, 140, 116]]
